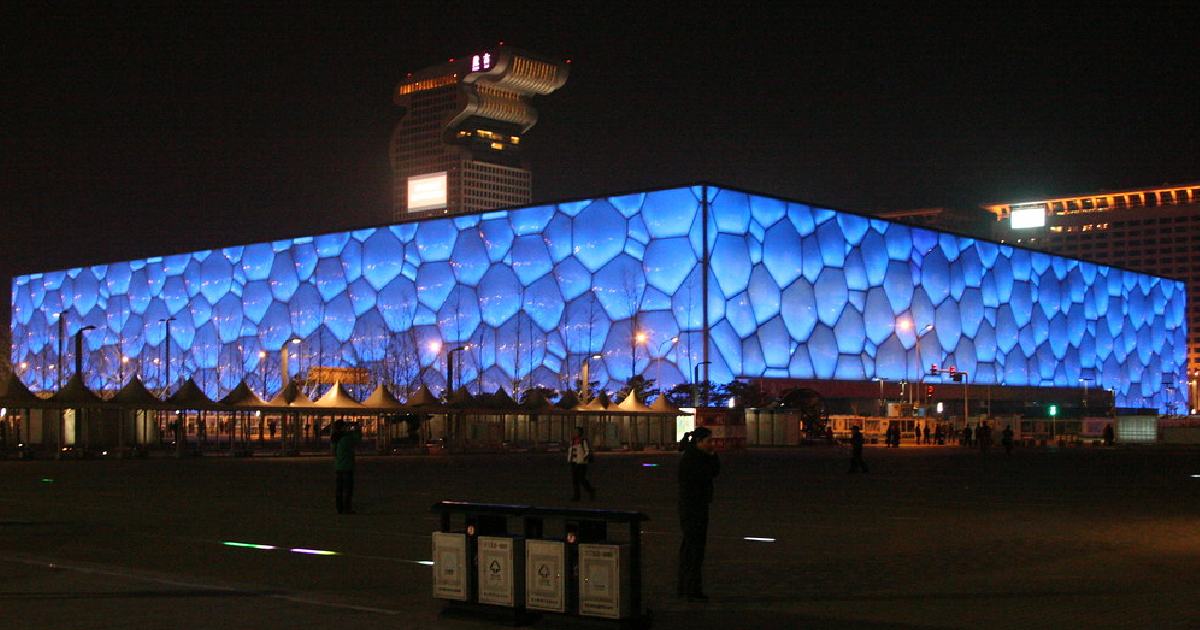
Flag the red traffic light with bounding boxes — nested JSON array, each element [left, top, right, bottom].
[[948, 365, 956, 375], [926, 385, 934, 398], [930, 363, 939, 375]]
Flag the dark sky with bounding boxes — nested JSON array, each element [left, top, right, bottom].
[[3, 2, 1199, 279]]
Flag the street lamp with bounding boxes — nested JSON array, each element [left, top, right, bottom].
[[872, 377, 885, 416], [909, 322, 934, 406], [693, 360, 712, 408], [280, 336, 301, 387], [446, 345, 469, 394], [120, 356, 129, 385], [159, 318, 176, 396], [580, 353, 602, 401], [55, 311, 66, 391], [654, 336, 679, 394], [258, 350, 268, 397], [632, 331, 648, 377]]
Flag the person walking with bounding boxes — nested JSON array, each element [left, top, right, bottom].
[[923, 424, 931, 445], [332, 420, 362, 514], [963, 424, 973, 448], [1002, 424, 1015, 455], [978, 422, 991, 454], [568, 426, 596, 501], [849, 425, 869, 473], [678, 426, 720, 603], [1102, 423, 1115, 446]]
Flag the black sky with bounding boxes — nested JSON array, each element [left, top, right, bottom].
[[3, 2, 1199, 279]]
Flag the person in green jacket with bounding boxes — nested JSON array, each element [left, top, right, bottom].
[[333, 420, 362, 514]]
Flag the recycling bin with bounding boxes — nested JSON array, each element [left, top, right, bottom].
[[578, 543, 631, 619], [476, 535, 525, 607], [431, 531, 469, 601], [525, 539, 566, 613]]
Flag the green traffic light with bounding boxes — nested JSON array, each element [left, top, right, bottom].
[[1048, 404, 1058, 417]]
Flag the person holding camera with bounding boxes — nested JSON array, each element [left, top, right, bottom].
[[332, 420, 362, 515], [568, 426, 596, 501]]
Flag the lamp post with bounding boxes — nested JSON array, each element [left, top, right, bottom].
[[580, 353, 602, 401], [915, 324, 933, 407], [281, 337, 301, 388], [159, 317, 176, 396], [655, 336, 679, 394], [56, 311, 66, 391], [632, 331, 647, 379], [1079, 377, 1090, 416], [693, 360, 712, 408], [872, 377, 885, 416], [446, 345, 468, 394], [258, 350, 268, 397], [120, 356, 129, 385]]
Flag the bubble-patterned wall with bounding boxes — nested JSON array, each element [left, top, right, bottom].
[[9, 185, 1189, 411]]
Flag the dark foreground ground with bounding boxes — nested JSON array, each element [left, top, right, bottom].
[[2, 444, 1199, 629]]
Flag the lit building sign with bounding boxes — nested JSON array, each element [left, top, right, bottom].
[[1010, 204, 1047, 229], [407, 172, 448, 212], [471, 52, 493, 72]]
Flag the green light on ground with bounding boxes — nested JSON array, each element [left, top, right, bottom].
[[40, 478, 54, 483], [222, 541, 277, 550]]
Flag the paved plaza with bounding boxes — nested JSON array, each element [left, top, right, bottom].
[[2, 444, 1199, 629]]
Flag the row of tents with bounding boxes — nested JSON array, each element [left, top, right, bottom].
[[0, 371, 686, 416]]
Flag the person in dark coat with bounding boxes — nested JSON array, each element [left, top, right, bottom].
[[1102, 423, 1115, 446], [332, 420, 362, 514], [1002, 425, 1015, 455], [963, 424, 973, 448], [849, 425, 868, 473], [678, 426, 720, 603]]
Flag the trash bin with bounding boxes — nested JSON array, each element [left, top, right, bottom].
[[525, 539, 566, 613], [431, 531, 469, 601], [476, 535, 524, 607], [578, 543, 632, 619]]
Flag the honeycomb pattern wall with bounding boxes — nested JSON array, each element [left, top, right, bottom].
[[9, 185, 1189, 411]]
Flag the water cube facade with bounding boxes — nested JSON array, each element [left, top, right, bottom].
[[10, 185, 1189, 411]]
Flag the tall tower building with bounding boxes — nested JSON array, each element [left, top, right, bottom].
[[390, 47, 569, 220], [983, 182, 1200, 411]]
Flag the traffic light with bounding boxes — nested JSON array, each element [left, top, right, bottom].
[[930, 363, 939, 376], [1048, 403, 1058, 417], [926, 385, 934, 399], [951, 371, 964, 382], [948, 365, 956, 379]]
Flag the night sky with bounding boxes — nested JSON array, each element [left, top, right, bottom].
[[4, 2, 1199, 280]]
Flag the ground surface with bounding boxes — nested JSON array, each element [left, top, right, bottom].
[[2, 444, 1199, 629]]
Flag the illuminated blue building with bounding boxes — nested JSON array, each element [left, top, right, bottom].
[[9, 185, 1189, 411]]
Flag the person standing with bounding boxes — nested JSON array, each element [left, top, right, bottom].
[[963, 424, 973, 448], [849, 425, 868, 473], [678, 426, 720, 603], [1002, 424, 1015, 455], [333, 420, 362, 514], [1102, 423, 1115, 446], [923, 424, 931, 445], [568, 426, 596, 501]]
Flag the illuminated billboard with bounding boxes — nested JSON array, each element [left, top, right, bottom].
[[1010, 204, 1047, 229], [407, 172, 448, 212]]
